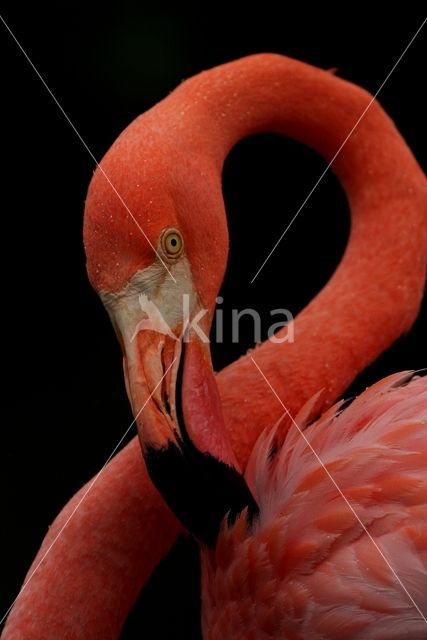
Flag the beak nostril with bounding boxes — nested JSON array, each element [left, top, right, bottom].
[[160, 340, 173, 418], [163, 391, 171, 416]]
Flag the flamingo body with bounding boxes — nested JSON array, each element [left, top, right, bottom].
[[3, 54, 427, 639], [202, 373, 427, 638]]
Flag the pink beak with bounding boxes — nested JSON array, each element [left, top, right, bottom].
[[115, 310, 258, 545]]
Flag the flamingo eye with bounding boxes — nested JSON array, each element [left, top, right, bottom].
[[161, 228, 184, 259]]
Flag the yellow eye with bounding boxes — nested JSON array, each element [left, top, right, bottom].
[[160, 228, 184, 259]]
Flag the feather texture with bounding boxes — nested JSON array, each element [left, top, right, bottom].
[[202, 373, 427, 639]]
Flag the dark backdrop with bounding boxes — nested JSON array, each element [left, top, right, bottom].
[[2, 4, 426, 638]]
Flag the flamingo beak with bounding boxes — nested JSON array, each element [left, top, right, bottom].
[[113, 300, 258, 544], [118, 303, 230, 463], [122, 325, 183, 451]]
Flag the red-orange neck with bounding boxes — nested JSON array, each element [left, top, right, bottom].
[[153, 53, 426, 458]]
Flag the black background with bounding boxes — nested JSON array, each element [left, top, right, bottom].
[[2, 4, 426, 638]]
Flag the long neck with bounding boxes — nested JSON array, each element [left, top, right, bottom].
[[159, 54, 427, 460]]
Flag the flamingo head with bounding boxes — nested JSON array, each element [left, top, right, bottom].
[[83, 111, 258, 544]]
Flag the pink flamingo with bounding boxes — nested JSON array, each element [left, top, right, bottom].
[[3, 54, 426, 638]]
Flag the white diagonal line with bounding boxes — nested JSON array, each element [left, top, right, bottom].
[[251, 16, 427, 283], [0, 356, 177, 626], [250, 356, 427, 624], [0, 14, 176, 283]]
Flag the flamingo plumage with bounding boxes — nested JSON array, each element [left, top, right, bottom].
[[203, 372, 427, 638], [3, 54, 426, 638]]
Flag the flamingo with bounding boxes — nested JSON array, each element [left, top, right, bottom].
[[3, 54, 427, 638]]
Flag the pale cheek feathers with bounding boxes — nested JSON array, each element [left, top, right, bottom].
[[100, 257, 197, 343]]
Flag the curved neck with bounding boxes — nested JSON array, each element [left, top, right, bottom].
[[162, 53, 426, 453]]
